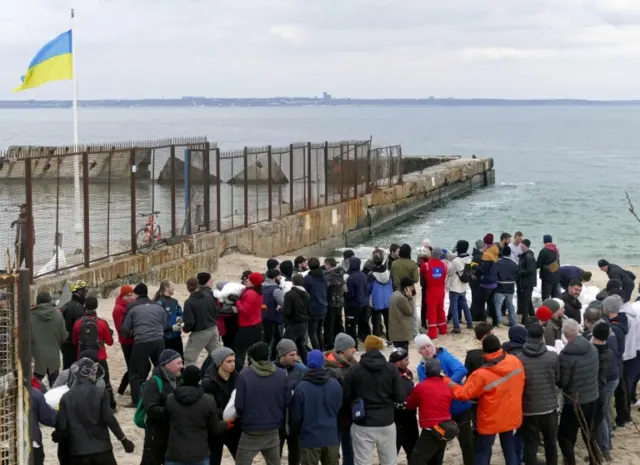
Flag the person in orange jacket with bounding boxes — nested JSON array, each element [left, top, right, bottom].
[[422, 247, 448, 339], [444, 334, 525, 465]]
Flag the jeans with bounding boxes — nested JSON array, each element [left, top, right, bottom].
[[597, 378, 619, 454], [476, 431, 518, 465], [166, 460, 209, 465], [371, 309, 389, 340], [449, 291, 472, 330], [345, 306, 368, 349], [493, 293, 515, 326], [308, 316, 325, 350], [520, 411, 558, 465]]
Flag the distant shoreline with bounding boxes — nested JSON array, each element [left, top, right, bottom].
[[3, 97, 640, 109]]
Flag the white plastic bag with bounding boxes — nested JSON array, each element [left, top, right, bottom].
[[214, 283, 246, 305], [223, 389, 238, 420], [44, 385, 69, 410], [554, 339, 565, 353]]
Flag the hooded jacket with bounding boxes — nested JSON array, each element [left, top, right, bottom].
[[394, 368, 418, 427], [324, 350, 358, 431], [518, 249, 537, 290], [446, 253, 472, 294], [388, 290, 415, 342], [479, 245, 499, 288], [156, 296, 184, 340], [31, 301, 68, 374], [620, 304, 638, 361], [557, 335, 599, 404], [368, 265, 393, 311], [345, 257, 369, 308], [142, 366, 178, 449], [165, 384, 226, 462], [560, 291, 582, 324], [502, 325, 527, 356], [464, 339, 485, 377], [304, 268, 329, 317], [325, 266, 346, 308], [263, 278, 285, 324], [290, 368, 343, 448], [342, 350, 406, 427], [390, 257, 420, 291], [496, 257, 518, 295], [31, 387, 57, 446], [608, 313, 628, 366], [516, 338, 560, 415], [537, 243, 560, 282], [183, 288, 218, 333], [282, 285, 311, 325], [112, 296, 134, 345]]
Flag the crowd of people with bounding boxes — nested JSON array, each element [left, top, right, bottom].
[[26, 234, 640, 465]]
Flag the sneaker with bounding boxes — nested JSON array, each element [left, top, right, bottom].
[[452, 328, 462, 334]]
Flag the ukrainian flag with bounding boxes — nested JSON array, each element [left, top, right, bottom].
[[13, 30, 73, 92]]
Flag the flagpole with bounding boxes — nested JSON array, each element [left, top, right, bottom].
[[71, 8, 81, 232]]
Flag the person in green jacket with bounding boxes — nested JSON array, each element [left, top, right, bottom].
[[31, 291, 68, 386], [390, 244, 420, 291]]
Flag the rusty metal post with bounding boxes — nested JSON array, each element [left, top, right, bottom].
[[340, 143, 344, 203], [366, 143, 372, 193], [307, 142, 312, 210], [130, 149, 137, 254], [324, 142, 329, 205], [267, 146, 273, 221], [398, 145, 403, 184], [353, 143, 359, 198], [24, 159, 34, 283], [243, 146, 249, 228], [18, 267, 32, 465], [215, 148, 221, 232], [82, 151, 90, 267], [106, 150, 112, 257], [170, 144, 177, 237], [203, 142, 211, 231], [289, 144, 294, 214], [55, 156, 61, 272]]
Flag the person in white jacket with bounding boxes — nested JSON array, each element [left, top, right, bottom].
[[446, 240, 473, 334], [620, 301, 640, 412]]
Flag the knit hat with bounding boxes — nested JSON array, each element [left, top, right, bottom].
[[543, 235, 553, 244], [210, 347, 235, 367], [85, 296, 98, 313], [592, 322, 611, 342], [248, 342, 270, 362], [483, 233, 494, 245], [182, 365, 201, 387], [454, 240, 469, 254], [279, 260, 294, 280], [508, 325, 527, 345], [364, 335, 385, 352], [276, 339, 298, 358], [266, 258, 279, 271], [475, 239, 485, 251], [423, 358, 442, 378], [159, 349, 181, 366], [542, 298, 563, 314], [76, 358, 100, 379], [598, 259, 609, 268], [334, 333, 356, 352], [307, 350, 325, 369], [414, 334, 434, 348], [36, 291, 52, 304], [482, 334, 502, 353], [248, 272, 264, 287], [431, 247, 442, 260], [522, 239, 531, 248], [119, 285, 133, 298], [197, 272, 212, 286], [527, 323, 544, 340], [588, 300, 603, 310], [603, 295, 622, 314], [389, 348, 409, 363], [535, 306, 553, 322], [342, 250, 355, 259], [133, 283, 148, 297]]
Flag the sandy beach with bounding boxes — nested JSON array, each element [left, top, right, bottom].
[[40, 255, 640, 465]]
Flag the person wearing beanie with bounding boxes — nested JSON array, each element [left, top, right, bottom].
[[345, 257, 370, 349], [390, 244, 419, 293], [483, 233, 494, 246], [294, 255, 309, 273], [72, 296, 116, 409], [446, 239, 474, 333], [422, 245, 448, 339], [233, 271, 264, 372], [283, 274, 311, 364], [540, 298, 564, 347], [279, 260, 294, 281], [342, 333, 405, 465], [388, 348, 419, 460], [165, 365, 228, 465], [389, 277, 417, 351], [291, 349, 343, 465], [502, 324, 527, 356], [514, 322, 560, 465], [304, 257, 329, 350], [598, 259, 636, 303], [183, 274, 220, 367], [445, 334, 525, 465], [324, 257, 346, 350], [262, 268, 285, 360], [406, 357, 455, 465], [52, 350, 107, 392], [61, 281, 89, 370], [494, 244, 518, 327], [415, 333, 474, 465], [341, 249, 355, 272], [31, 289, 68, 388], [234, 342, 290, 465], [516, 239, 537, 325], [536, 235, 560, 300], [112, 284, 136, 395], [266, 258, 280, 272]]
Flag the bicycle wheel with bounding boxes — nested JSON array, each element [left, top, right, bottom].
[[136, 227, 155, 254], [152, 224, 162, 250]]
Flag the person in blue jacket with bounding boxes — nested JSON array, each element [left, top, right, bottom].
[[344, 257, 370, 349], [368, 254, 394, 342], [304, 258, 329, 350], [290, 350, 343, 465], [558, 265, 592, 292], [154, 280, 184, 356], [414, 334, 475, 465]]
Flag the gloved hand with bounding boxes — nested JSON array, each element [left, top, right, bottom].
[[172, 323, 183, 332], [227, 294, 239, 303], [121, 438, 135, 453], [226, 419, 235, 430], [394, 402, 407, 410]]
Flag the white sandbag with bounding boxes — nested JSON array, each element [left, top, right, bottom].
[[214, 283, 246, 305], [223, 389, 238, 420], [546, 345, 558, 353], [44, 385, 69, 410], [280, 280, 293, 294], [554, 339, 565, 353]]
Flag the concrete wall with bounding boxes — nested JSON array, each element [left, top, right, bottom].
[[34, 157, 495, 297]]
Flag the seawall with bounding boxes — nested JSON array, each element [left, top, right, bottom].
[[34, 156, 495, 296]]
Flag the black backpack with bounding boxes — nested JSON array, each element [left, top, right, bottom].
[[458, 263, 476, 284], [78, 316, 101, 352]]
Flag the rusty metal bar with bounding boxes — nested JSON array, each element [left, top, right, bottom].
[[130, 149, 137, 254], [366, 143, 372, 193], [398, 145, 403, 184], [106, 151, 112, 257], [55, 156, 61, 273], [289, 144, 294, 214], [215, 147, 221, 232], [243, 146, 249, 228], [170, 145, 177, 237], [324, 142, 329, 205], [353, 143, 358, 198], [340, 143, 344, 203], [24, 159, 34, 283], [267, 146, 273, 221], [19, 267, 32, 465], [307, 142, 312, 210], [82, 151, 90, 267], [203, 142, 211, 231]]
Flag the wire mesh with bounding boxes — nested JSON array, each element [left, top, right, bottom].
[[0, 277, 18, 465], [220, 149, 247, 231]]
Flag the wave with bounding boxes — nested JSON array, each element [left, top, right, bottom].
[[498, 181, 536, 188]]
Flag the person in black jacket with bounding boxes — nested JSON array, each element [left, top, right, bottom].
[[389, 348, 419, 461], [536, 235, 560, 300], [592, 322, 614, 463], [304, 257, 329, 350], [464, 322, 493, 376], [560, 279, 583, 324], [32, 386, 57, 465], [183, 275, 220, 367], [140, 349, 184, 465], [55, 358, 134, 465], [202, 347, 241, 465], [325, 257, 346, 350], [61, 281, 89, 369], [165, 365, 228, 465], [598, 259, 635, 303], [283, 274, 311, 363], [342, 335, 406, 465], [603, 295, 631, 428], [494, 246, 518, 327], [517, 240, 537, 325]]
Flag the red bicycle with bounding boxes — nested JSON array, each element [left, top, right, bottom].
[[136, 211, 162, 254]]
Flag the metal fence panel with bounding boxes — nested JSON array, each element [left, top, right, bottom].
[[0, 276, 18, 465]]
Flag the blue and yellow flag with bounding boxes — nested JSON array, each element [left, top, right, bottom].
[[13, 30, 73, 92]]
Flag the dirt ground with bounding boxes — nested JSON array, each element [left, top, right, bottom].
[[40, 255, 640, 464]]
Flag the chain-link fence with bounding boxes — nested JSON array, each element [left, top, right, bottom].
[[0, 275, 18, 465]]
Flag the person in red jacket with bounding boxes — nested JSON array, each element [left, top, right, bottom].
[[112, 284, 135, 396], [423, 247, 448, 339], [406, 357, 454, 465], [72, 296, 116, 409], [231, 271, 264, 371]]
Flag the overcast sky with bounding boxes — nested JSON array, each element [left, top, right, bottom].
[[4, 0, 640, 100]]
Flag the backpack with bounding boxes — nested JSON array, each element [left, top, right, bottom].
[[78, 316, 101, 352], [133, 375, 164, 428], [458, 263, 475, 284]]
